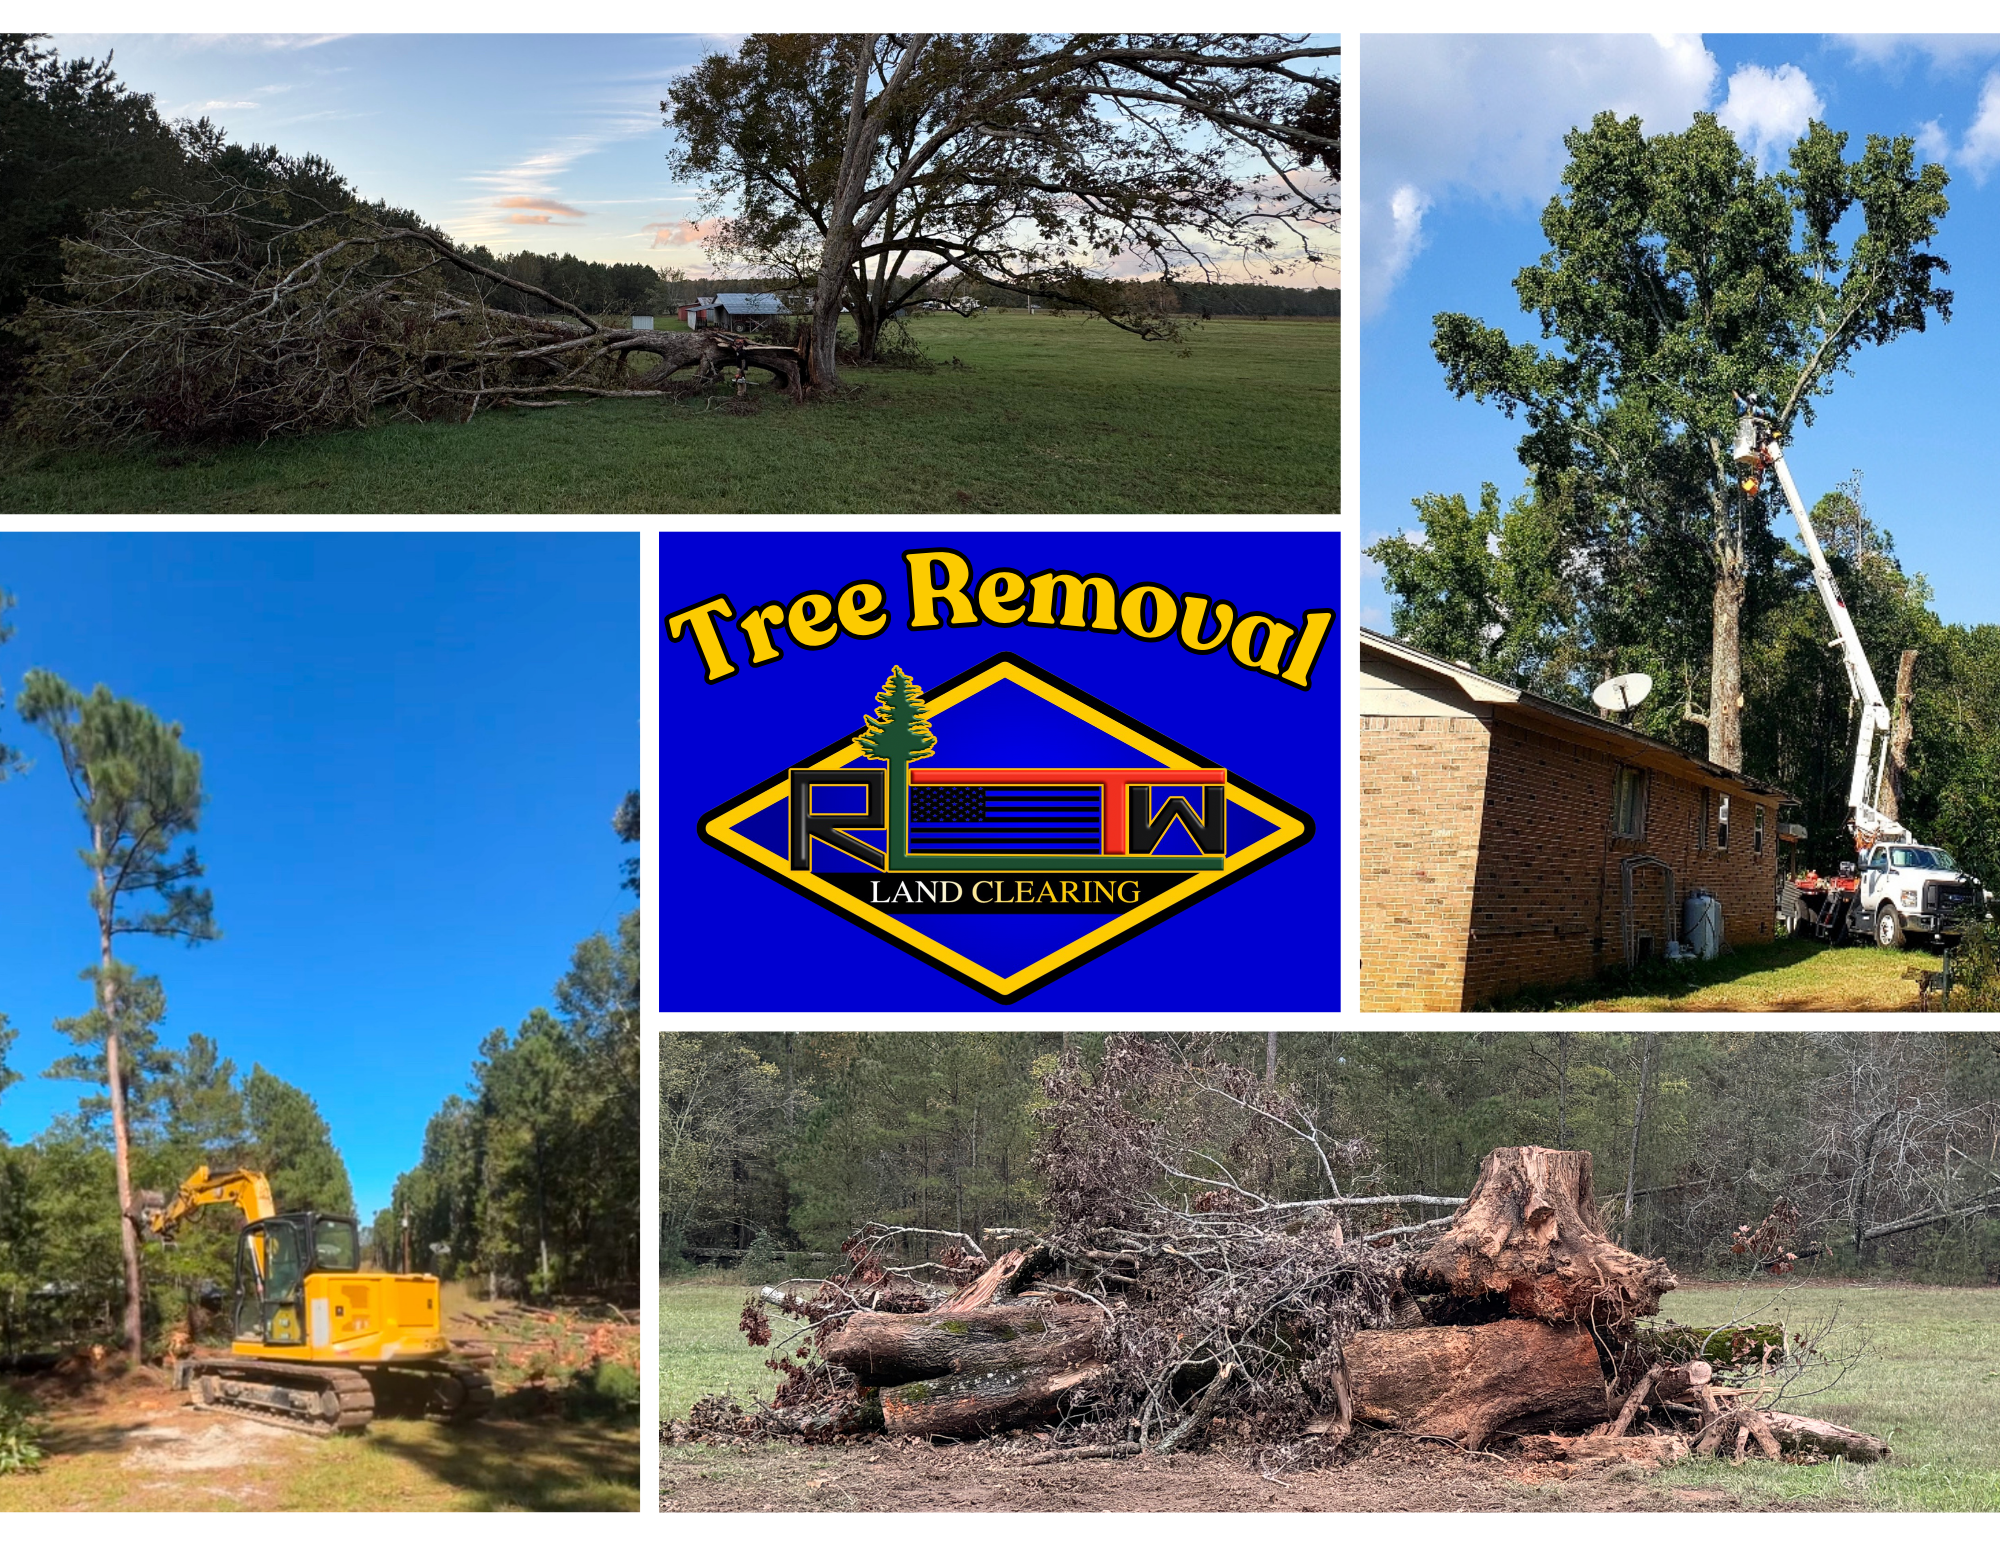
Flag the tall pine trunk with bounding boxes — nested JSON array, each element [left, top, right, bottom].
[[1708, 549, 1746, 771], [96, 831, 145, 1364]]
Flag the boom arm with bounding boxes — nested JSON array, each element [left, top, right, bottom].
[[1733, 399, 1909, 849], [133, 1165, 277, 1244]]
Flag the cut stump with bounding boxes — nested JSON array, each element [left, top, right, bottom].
[[1406, 1146, 1678, 1324]]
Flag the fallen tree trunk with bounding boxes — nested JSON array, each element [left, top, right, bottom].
[[880, 1362, 1108, 1438], [1760, 1410, 1890, 1463], [1635, 1322, 1784, 1370], [821, 1302, 1105, 1387], [1519, 1432, 1690, 1470], [1406, 1146, 1678, 1324], [1345, 1319, 1608, 1450]]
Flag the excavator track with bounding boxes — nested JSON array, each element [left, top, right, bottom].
[[183, 1357, 376, 1437], [418, 1360, 496, 1424]]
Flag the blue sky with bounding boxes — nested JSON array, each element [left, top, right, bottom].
[[0, 534, 637, 1218], [54, 34, 725, 269], [1362, 34, 2000, 633], [49, 32, 1337, 284]]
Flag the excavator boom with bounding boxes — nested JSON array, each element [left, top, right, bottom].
[[133, 1164, 276, 1243]]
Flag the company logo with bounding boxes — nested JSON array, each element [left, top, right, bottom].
[[698, 653, 1312, 1002]]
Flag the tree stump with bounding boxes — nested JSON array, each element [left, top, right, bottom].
[[1345, 1319, 1608, 1449], [879, 1362, 1108, 1439], [1406, 1147, 1678, 1324], [820, 1302, 1105, 1388]]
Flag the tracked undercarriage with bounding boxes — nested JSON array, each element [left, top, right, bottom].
[[177, 1356, 495, 1436]]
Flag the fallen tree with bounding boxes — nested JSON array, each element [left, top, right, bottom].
[[671, 1037, 1888, 1475], [14, 183, 807, 445]]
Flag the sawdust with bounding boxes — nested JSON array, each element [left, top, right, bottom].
[[119, 1412, 311, 1471]]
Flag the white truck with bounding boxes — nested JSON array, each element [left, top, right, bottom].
[[1734, 395, 1989, 950]]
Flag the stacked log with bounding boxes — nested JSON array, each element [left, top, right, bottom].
[[817, 1252, 1112, 1438]]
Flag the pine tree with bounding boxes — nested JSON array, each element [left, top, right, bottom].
[[17, 671, 217, 1362], [856, 667, 936, 864]]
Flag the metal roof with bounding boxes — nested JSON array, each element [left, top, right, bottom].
[[713, 292, 788, 314]]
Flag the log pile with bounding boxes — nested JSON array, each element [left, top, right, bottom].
[[679, 1141, 1889, 1474]]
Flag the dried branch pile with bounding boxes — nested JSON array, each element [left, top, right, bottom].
[[14, 184, 807, 445], [667, 1037, 1890, 1476]]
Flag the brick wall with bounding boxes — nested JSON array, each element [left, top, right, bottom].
[[1362, 711, 1783, 1010], [1358, 713, 1491, 1011]]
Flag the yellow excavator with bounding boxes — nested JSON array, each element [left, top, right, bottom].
[[133, 1165, 494, 1435]]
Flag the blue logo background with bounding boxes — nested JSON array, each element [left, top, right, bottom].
[[660, 531, 1339, 1011]]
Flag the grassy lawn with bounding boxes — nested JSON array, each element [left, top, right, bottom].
[[0, 313, 1335, 514], [1644, 1282, 2000, 1511], [662, 1275, 778, 1421], [0, 1409, 639, 1512], [1486, 937, 1928, 1012]]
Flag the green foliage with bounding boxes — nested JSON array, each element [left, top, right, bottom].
[[387, 908, 640, 1296], [17, 671, 217, 946], [856, 667, 936, 768], [0, 1387, 47, 1474], [0, 586, 21, 777], [243, 1067, 355, 1216], [1429, 111, 1951, 767]]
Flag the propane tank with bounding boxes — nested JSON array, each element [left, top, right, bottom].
[[1683, 890, 1723, 959]]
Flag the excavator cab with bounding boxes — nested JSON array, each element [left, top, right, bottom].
[[232, 1212, 362, 1346]]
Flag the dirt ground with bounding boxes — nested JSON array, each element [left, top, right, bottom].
[[660, 1430, 1854, 1513]]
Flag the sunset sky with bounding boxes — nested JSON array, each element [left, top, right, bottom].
[[53, 32, 1338, 283]]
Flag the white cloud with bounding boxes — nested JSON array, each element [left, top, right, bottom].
[[1835, 35, 2000, 73], [1959, 71, 2000, 182], [1717, 63, 1825, 171], [1360, 34, 1718, 312], [1916, 118, 1951, 165]]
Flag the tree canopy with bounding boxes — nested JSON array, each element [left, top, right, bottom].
[[1426, 112, 1950, 771], [665, 33, 1338, 382]]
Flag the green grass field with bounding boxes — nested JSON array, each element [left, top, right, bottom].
[[663, 1275, 2000, 1509], [0, 313, 1336, 514], [662, 1275, 779, 1421], [1485, 937, 1927, 1012], [1644, 1282, 2000, 1510]]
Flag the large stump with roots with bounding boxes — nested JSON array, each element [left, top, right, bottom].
[[1405, 1146, 1678, 1324], [1345, 1320, 1610, 1449]]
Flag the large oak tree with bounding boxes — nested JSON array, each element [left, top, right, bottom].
[[1430, 112, 1949, 770], [666, 33, 1338, 385]]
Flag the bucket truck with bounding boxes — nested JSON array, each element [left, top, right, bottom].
[[1732, 395, 1987, 948]]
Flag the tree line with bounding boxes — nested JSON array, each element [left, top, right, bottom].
[[665, 1031, 2000, 1283], [376, 900, 642, 1301]]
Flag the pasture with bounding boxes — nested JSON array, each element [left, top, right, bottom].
[[0, 313, 1337, 514]]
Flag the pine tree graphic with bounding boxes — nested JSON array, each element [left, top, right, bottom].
[[858, 666, 936, 864]]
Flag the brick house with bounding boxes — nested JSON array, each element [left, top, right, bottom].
[[1361, 630, 1791, 1011]]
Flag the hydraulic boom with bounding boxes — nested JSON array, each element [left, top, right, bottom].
[[1731, 395, 1908, 851]]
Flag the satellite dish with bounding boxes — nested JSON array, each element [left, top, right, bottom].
[[1592, 672, 1654, 715]]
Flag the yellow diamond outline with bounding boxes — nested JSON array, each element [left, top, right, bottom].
[[699, 655, 1311, 1002]]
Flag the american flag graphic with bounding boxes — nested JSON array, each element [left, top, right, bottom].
[[907, 784, 1102, 853]]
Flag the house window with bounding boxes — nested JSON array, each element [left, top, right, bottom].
[[1613, 766, 1647, 838], [1718, 795, 1731, 850], [1755, 805, 1765, 855]]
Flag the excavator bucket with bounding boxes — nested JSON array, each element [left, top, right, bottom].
[[128, 1189, 169, 1240]]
